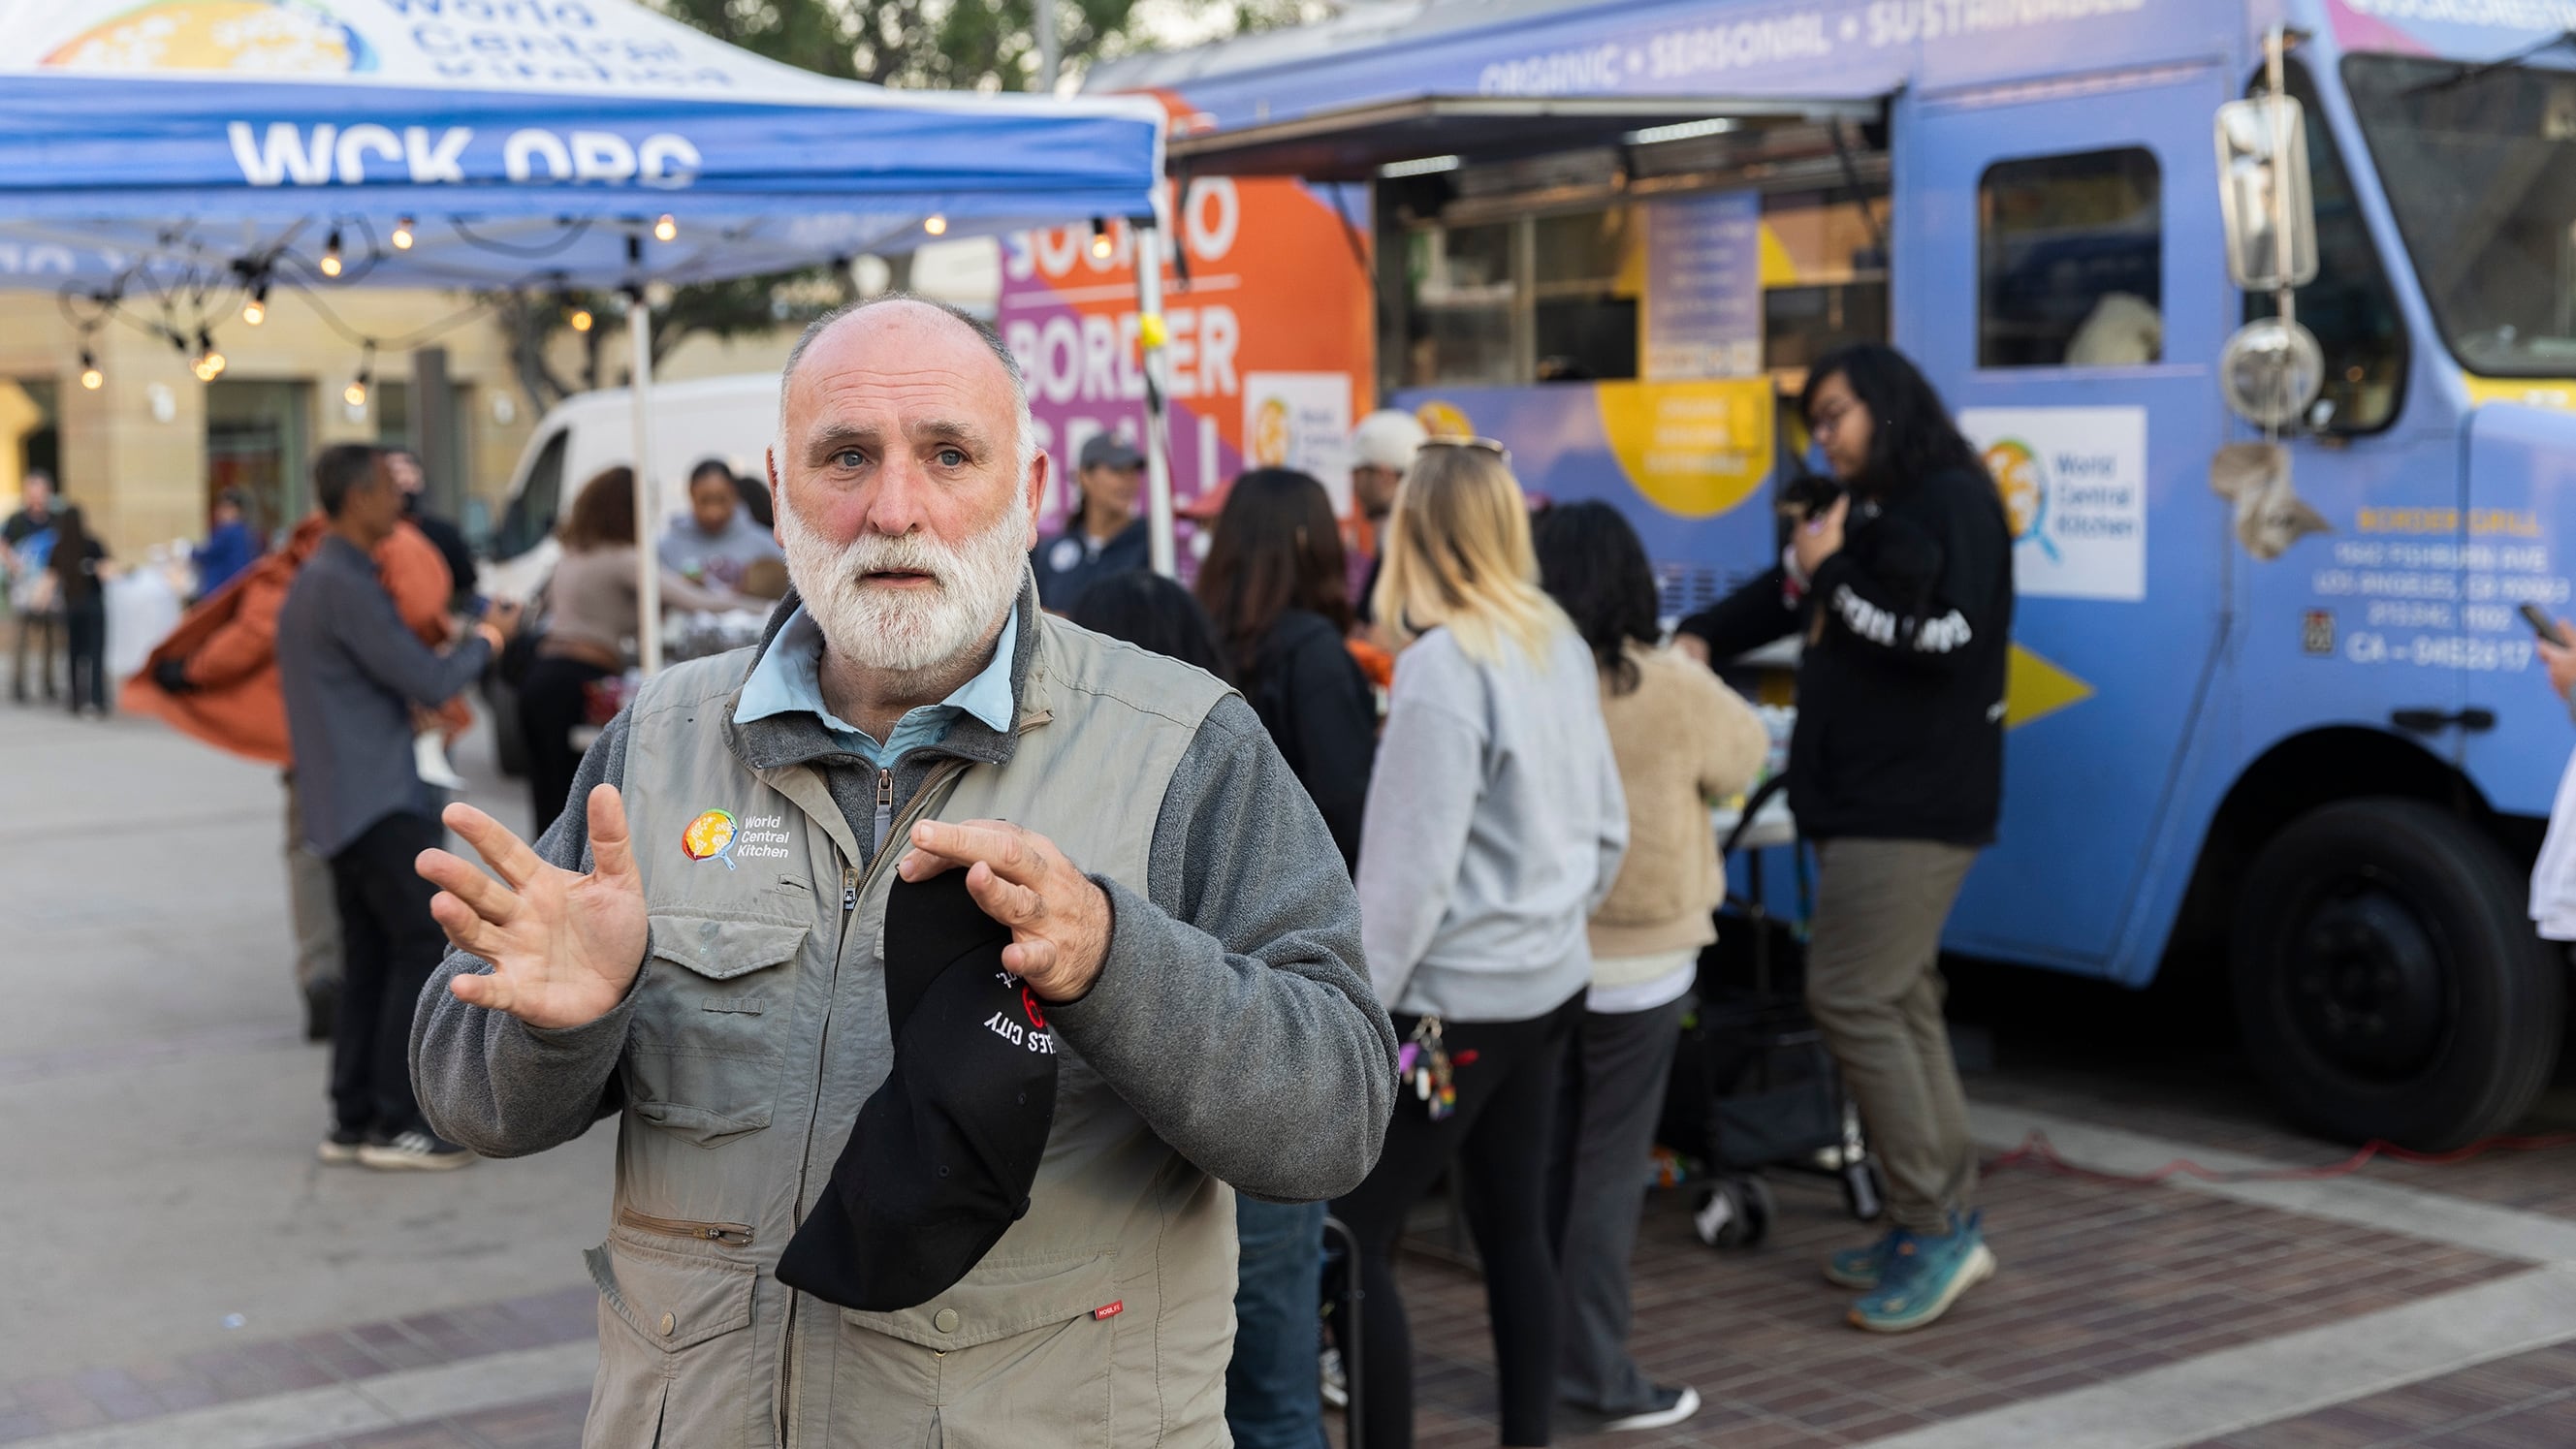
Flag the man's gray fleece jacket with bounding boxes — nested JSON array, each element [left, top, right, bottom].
[[410, 582, 1396, 1447]]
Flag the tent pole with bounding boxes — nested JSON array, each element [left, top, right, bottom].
[[1134, 223, 1176, 578], [629, 294, 664, 676]]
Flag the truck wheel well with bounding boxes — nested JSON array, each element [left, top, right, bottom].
[[2163, 727, 2499, 981]]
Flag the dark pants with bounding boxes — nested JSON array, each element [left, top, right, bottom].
[[326, 811, 446, 1138], [521, 653, 611, 841], [12, 608, 59, 701], [1549, 997, 1690, 1416], [62, 599, 106, 713], [1226, 1197, 1330, 1449], [1331, 992, 1583, 1449]]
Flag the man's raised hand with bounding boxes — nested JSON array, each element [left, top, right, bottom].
[[418, 784, 650, 1029]]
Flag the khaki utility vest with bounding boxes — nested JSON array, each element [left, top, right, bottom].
[[581, 615, 1233, 1448]]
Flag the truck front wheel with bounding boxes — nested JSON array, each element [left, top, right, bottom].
[[2232, 798, 2561, 1150]]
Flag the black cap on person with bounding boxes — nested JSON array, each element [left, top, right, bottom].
[[775, 867, 1062, 1312]]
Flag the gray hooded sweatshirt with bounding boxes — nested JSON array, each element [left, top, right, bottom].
[[1356, 621, 1628, 1024]]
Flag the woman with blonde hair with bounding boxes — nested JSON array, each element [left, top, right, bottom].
[[1334, 440, 1628, 1449]]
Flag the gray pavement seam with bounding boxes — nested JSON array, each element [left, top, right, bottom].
[[1860, 1264, 2576, 1449], [0, 1342, 597, 1449]]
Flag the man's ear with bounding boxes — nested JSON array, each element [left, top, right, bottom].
[[1022, 452, 1049, 551], [766, 447, 783, 545]]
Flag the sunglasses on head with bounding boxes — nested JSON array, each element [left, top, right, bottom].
[[1419, 435, 1511, 463]]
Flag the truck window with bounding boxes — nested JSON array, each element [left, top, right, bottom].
[[1403, 222, 1519, 387], [490, 427, 568, 561], [2342, 53, 2576, 379], [2245, 61, 2407, 432], [1978, 147, 2164, 368], [1533, 207, 1640, 382]]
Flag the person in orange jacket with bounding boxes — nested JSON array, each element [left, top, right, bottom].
[[123, 511, 468, 1040]]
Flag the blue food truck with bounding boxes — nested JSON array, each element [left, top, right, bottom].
[[1097, 0, 2576, 1148]]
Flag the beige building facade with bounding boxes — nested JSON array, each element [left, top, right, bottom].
[[1, 288, 803, 562]]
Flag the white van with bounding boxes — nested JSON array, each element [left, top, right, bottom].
[[482, 372, 782, 601]]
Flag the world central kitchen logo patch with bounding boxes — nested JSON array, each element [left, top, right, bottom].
[[1958, 406, 2148, 604], [682, 808, 796, 868], [1986, 438, 2059, 563]]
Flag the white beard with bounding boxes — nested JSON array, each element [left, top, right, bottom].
[[779, 495, 1028, 676]]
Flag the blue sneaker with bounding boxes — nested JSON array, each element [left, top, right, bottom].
[[1848, 1213, 1994, 1333], [1823, 1229, 1901, 1290]]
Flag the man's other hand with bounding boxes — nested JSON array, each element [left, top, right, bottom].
[[418, 785, 648, 1029], [898, 819, 1111, 1002]]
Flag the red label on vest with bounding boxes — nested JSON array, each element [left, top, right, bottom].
[[1093, 1301, 1124, 1321]]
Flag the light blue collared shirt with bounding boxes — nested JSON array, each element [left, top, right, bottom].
[[733, 605, 1018, 768]]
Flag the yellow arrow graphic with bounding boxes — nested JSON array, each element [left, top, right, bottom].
[[2006, 642, 2094, 730]]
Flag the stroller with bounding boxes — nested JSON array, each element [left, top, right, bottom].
[[1657, 773, 1884, 1248]]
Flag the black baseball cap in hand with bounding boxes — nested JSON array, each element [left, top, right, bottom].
[[775, 868, 1061, 1312]]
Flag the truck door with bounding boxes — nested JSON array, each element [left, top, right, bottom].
[[1897, 65, 2234, 976]]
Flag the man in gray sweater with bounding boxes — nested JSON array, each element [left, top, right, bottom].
[[409, 297, 1394, 1446]]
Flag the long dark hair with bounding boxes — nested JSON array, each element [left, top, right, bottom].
[[1068, 571, 1234, 684], [1533, 501, 1660, 695], [558, 467, 637, 551], [1801, 343, 1989, 496], [1194, 468, 1352, 684]]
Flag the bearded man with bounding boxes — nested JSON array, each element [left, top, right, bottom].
[[409, 297, 1395, 1446]]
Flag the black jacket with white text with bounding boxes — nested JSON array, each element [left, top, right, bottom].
[[1680, 464, 2014, 845]]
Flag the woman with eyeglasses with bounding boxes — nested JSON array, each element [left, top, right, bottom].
[[1676, 342, 2014, 1335], [1336, 438, 1627, 1449]]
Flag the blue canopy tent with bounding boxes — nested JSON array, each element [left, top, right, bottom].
[[0, 0, 1170, 668]]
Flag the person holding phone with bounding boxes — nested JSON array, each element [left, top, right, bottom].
[[1675, 343, 2013, 1334], [2525, 605, 2576, 704]]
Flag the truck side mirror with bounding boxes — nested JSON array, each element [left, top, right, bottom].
[[2214, 95, 2319, 292]]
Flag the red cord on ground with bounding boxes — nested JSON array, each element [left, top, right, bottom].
[[1983, 1128, 2576, 1185]]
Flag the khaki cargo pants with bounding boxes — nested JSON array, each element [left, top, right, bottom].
[[1804, 838, 1982, 1236]]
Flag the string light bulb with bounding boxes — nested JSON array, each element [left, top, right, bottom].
[[1091, 218, 1113, 259], [923, 213, 948, 236], [79, 352, 101, 391], [652, 213, 678, 243], [241, 283, 267, 327], [391, 216, 415, 250], [193, 331, 226, 382], [344, 373, 369, 407], [569, 305, 593, 333], [320, 228, 343, 277]]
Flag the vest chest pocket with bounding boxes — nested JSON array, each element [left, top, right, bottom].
[[626, 914, 809, 1148]]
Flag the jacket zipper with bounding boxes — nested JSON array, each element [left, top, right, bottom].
[[619, 1207, 752, 1246], [778, 756, 973, 1445]]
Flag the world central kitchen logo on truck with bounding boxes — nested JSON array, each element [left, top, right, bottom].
[[1093, 0, 2576, 1151]]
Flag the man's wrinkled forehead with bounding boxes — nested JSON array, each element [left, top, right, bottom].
[[782, 303, 1016, 442]]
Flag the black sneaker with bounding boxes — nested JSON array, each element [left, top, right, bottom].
[[317, 1126, 366, 1166], [1600, 1386, 1700, 1433], [358, 1129, 476, 1172], [302, 979, 340, 1044]]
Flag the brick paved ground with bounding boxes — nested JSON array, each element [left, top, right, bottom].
[[1382, 1163, 2529, 1448], [283, 1392, 593, 1449]]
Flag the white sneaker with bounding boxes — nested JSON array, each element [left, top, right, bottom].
[[1601, 1385, 1700, 1433], [1320, 1346, 1349, 1409], [358, 1129, 476, 1172], [414, 732, 468, 790]]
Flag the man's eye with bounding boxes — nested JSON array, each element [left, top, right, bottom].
[[834, 450, 867, 468], [936, 448, 968, 468]]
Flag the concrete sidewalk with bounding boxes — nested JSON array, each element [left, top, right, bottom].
[[0, 701, 614, 1399]]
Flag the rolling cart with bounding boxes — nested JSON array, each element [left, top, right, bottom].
[[1663, 772, 1885, 1249]]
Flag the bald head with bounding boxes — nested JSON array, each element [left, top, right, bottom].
[[777, 295, 1035, 478]]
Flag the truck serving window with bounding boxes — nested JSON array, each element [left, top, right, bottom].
[[2246, 60, 2407, 433], [1977, 147, 2164, 368], [2344, 53, 2576, 379]]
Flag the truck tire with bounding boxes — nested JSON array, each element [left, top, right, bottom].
[[2232, 798, 2561, 1150]]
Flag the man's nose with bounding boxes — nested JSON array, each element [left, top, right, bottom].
[[861, 453, 935, 538]]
